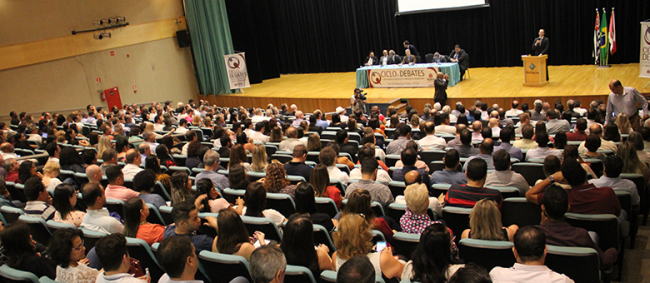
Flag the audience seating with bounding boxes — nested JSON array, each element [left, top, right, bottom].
[[73, 172, 89, 187], [501, 197, 541, 227], [306, 152, 321, 163], [265, 144, 278, 156], [157, 205, 174, 226], [0, 264, 39, 283], [511, 163, 546, 186], [104, 198, 125, 219], [320, 270, 385, 283], [313, 224, 336, 253], [286, 175, 306, 185], [545, 245, 600, 283], [619, 173, 648, 225], [18, 215, 51, 246], [198, 251, 252, 283], [241, 216, 283, 242], [125, 237, 165, 283], [172, 155, 187, 166], [13, 184, 27, 203], [146, 203, 166, 225], [388, 181, 406, 199], [386, 203, 436, 221], [430, 183, 451, 198], [45, 220, 76, 234], [266, 193, 296, 217], [315, 197, 339, 218], [392, 232, 420, 260], [329, 179, 346, 196], [458, 238, 516, 272], [222, 188, 245, 204], [5, 182, 26, 203], [168, 166, 192, 176], [335, 164, 351, 175], [0, 206, 24, 225], [442, 206, 472, 241], [419, 150, 446, 165], [284, 265, 317, 283], [485, 186, 521, 199], [340, 199, 384, 217], [385, 155, 401, 167], [154, 181, 172, 201], [615, 191, 638, 249], [270, 154, 292, 163], [80, 228, 107, 255]]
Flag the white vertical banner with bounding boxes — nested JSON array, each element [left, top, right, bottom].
[[641, 21, 650, 78], [224, 52, 251, 89]]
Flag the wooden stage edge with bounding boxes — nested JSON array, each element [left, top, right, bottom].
[[200, 64, 650, 114]]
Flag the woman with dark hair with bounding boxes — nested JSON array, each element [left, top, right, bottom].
[[145, 155, 172, 194], [115, 139, 129, 162], [228, 144, 251, 171], [628, 131, 650, 163], [562, 144, 596, 177], [228, 164, 250, 190], [1, 222, 56, 279], [456, 114, 469, 126], [617, 141, 650, 181], [396, 223, 464, 282], [185, 141, 204, 170], [88, 132, 100, 147], [48, 228, 99, 283], [327, 142, 355, 170], [553, 131, 567, 149], [236, 132, 255, 153], [123, 197, 165, 245], [310, 164, 342, 208], [263, 163, 296, 198], [59, 147, 85, 173], [342, 189, 394, 242], [196, 179, 229, 213], [155, 144, 176, 167], [56, 114, 66, 126], [294, 183, 336, 232], [18, 160, 41, 184], [237, 182, 286, 226], [280, 214, 333, 277], [604, 124, 621, 142], [161, 135, 182, 155], [128, 127, 144, 148], [170, 171, 195, 205], [52, 183, 85, 227], [215, 208, 263, 260], [269, 127, 283, 143]]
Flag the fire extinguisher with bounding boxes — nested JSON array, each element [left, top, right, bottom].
[[100, 90, 106, 101]]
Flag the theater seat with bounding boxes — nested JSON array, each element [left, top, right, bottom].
[[313, 224, 336, 253], [125, 237, 165, 283], [284, 265, 317, 283], [198, 251, 252, 283], [0, 205, 25, 225], [241, 216, 283, 242], [501, 197, 541, 227], [0, 265, 39, 283], [442, 206, 472, 241], [392, 232, 420, 260], [458, 238, 516, 272], [512, 162, 546, 186], [19, 215, 51, 246], [315, 197, 339, 218], [266, 193, 296, 217], [545, 245, 600, 283], [320, 270, 385, 283]]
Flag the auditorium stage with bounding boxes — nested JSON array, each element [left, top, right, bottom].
[[202, 63, 650, 113]]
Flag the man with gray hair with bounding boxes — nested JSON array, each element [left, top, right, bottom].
[[250, 245, 286, 283], [291, 111, 306, 127], [123, 149, 144, 179], [195, 150, 229, 191], [143, 131, 159, 153]]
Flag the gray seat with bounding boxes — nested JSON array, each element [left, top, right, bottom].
[[458, 238, 516, 272], [198, 250, 252, 283]]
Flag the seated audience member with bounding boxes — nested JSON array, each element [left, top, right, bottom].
[[462, 199, 519, 241], [18, 160, 41, 184], [536, 185, 618, 270], [122, 149, 144, 179], [295, 183, 336, 231], [81, 183, 124, 234], [42, 161, 62, 192], [525, 132, 562, 161], [311, 164, 342, 208], [215, 208, 262, 260], [341, 189, 394, 242], [618, 141, 650, 181], [567, 118, 588, 141], [513, 124, 538, 150], [393, 146, 431, 187], [263, 163, 297, 198], [0, 222, 56, 279], [123, 197, 165, 245], [328, 143, 356, 170], [526, 159, 621, 216], [446, 124, 465, 148], [579, 134, 605, 161], [395, 141, 429, 172], [100, 148, 118, 175], [49, 228, 100, 283], [156, 236, 205, 283], [228, 164, 250, 191], [350, 144, 392, 185], [445, 158, 503, 209], [628, 131, 650, 163], [0, 178, 13, 207], [336, 129, 359, 163], [196, 179, 230, 213], [489, 226, 573, 282], [45, 142, 61, 164], [400, 183, 442, 234], [24, 177, 56, 220], [493, 127, 523, 161], [462, 138, 495, 172], [281, 214, 333, 276], [3, 158, 19, 183], [448, 263, 493, 283], [489, 118, 501, 137], [279, 126, 303, 152], [320, 146, 349, 185], [283, 145, 312, 182], [133, 169, 166, 208], [104, 165, 139, 201], [589, 156, 640, 207], [471, 121, 484, 142], [52, 183, 85, 227], [484, 149, 529, 195], [249, 245, 286, 283], [506, 100, 523, 116], [164, 201, 217, 254], [390, 223, 465, 281], [95, 233, 148, 282], [336, 255, 376, 283], [239, 182, 287, 226], [195, 150, 229, 191], [345, 158, 394, 208], [578, 124, 617, 153], [229, 144, 252, 171], [386, 124, 413, 155], [454, 129, 480, 157], [419, 121, 447, 150], [431, 149, 467, 185], [545, 110, 570, 135], [250, 144, 268, 173], [332, 213, 402, 277], [436, 113, 457, 135], [171, 171, 197, 206]]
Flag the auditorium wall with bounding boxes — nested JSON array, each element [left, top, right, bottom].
[[0, 0, 199, 120]]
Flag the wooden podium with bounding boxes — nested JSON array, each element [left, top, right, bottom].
[[522, 55, 548, 87]]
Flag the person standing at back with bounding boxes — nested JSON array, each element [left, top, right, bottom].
[[606, 80, 647, 130]]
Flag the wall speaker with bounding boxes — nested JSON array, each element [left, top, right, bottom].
[[176, 30, 190, 48]]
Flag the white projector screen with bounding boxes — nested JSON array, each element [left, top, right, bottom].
[[397, 0, 489, 15]]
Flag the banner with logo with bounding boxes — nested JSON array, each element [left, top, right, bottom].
[[367, 66, 439, 88], [641, 21, 650, 78], [224, 52, 250, 89]]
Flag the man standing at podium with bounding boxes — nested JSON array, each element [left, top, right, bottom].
[[532, 29, 549, 81]]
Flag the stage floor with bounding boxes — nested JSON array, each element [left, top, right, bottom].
[[233, 63, 649, 101]]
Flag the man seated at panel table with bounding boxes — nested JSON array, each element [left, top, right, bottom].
[[364, 51, 378, 66], [400, 49, 416, 65]]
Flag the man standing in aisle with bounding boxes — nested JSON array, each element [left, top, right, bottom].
[[434, 73, 449, 106], [532, 29, 549, 81], [449, 45, 469, 81], [606, 80, 647, 130]]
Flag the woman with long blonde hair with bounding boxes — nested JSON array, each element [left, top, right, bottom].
[[307, 133, 321, 151], [250, 144, 268, 172], [617, 141, 650, 181], [410, 114, 420, 128], [96, 135, 112, 157], [616, 113, 633, 134], [461, 199, 518, 241]]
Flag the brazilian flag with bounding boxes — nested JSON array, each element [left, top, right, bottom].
[[599, 9, 609, 65]]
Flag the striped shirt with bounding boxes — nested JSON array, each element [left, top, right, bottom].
[[24, 201, 56, 221], [444, 184, 503, 209]]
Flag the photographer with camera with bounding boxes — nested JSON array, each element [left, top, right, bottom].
[[351, 88, 367, 114]]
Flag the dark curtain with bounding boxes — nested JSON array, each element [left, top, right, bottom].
[[225, 0, 650, 81]]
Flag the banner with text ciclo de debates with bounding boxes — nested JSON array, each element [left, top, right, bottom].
[[368, 66, 439, 88], [641, 21, 650, 78], [224, 52, 251, 89]]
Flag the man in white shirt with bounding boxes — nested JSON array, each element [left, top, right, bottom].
[[278, 127, 303, 152], [0, 143, 19, 160], [250, 122, 270, 144], [153, 115, 165, 132], [489, 118, 501, 138], [122, 149, 144, 180], [143, 131, 159, 153], [573, 100, 587, 116], [490, 226, 574, 283], [350, 145, 392, 185], [471, 121, 484, 142], [182, 130, 198, 155], [506, 100, 524, 116], [588, 155, 640, 206], [485, 150, 530, 195], [525, 133, 562, 161], [434, 113, 456, 136], [81, 183, 124, 234], [95, 233, 148, 283], [175, 119, 189, 134], [251, 109, 266, 124], [320, 147, 349, 185], [419, 121, 447, 151]]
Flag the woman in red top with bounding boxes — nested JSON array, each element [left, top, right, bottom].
[[123, 197, 165, 246], [155, 145, 176, 168], [310, 164, 342, 208], [341, 189, 394, 243]]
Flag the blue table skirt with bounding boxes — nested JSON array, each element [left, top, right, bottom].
[[356, 63, 460, 88]]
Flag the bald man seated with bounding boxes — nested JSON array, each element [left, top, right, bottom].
[[85, 165, 103, 184]]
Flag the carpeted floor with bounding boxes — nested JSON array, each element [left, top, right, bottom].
[[615, 217, 650, 283]]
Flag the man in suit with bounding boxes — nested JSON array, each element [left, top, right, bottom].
[[532, 29, 549, 81], [388, 50, 401, 65], [400, 49, 416, 65], [379, 50, 391, 66], [449, 44, 469, 81], [433, 52, 449, 63], [434, 73, 449, 106], [403, 40, 421, 62], [364, 51, 378, 66]]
